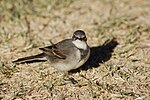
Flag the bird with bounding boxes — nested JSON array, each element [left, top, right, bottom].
[[13, 30, 90, 72]]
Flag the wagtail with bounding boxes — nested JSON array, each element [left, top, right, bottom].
[[13, 30, 90, 72]]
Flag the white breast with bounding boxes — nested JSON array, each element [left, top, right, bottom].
[[72, 40, 87, 50], [74, 48, 90, 69]]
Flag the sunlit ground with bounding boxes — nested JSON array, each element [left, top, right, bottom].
[[0, 0, 150, 99]]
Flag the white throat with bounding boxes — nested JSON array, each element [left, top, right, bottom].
[[72, 40, 87, 50]]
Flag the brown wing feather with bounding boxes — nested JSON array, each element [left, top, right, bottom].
[[39, 45, 66, 59], [39, 39, 74, 59]]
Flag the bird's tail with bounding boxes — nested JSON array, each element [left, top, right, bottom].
[[12, 53, 46, 63]]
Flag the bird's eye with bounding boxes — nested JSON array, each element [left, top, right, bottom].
[[83, 37, 87, 41], [76, 37, 81, 40]]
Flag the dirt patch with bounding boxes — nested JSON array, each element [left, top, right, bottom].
[[0, 0, 150, 99]]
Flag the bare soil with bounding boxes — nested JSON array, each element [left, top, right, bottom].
[[0, 0, 150, 100]]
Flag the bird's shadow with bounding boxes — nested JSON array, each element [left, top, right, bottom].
[[69, 39, 119, 73]]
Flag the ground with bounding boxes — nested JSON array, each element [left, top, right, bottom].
[[0, 0, 150, 100]]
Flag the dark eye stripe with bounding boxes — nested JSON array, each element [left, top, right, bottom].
[[74, 36, 86, 40], [75, 36, 80, 39]]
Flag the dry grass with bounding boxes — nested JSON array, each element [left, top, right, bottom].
[[0, 0, 150, 99]]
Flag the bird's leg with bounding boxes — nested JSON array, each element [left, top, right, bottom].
[[49, 40, 54, 45], [62, 71, 78, 85], [63, 71, 69, 78]]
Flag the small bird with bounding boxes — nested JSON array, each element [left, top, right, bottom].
[[13, 30, 90, 72]]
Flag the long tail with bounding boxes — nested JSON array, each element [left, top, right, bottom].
[[12, 53, 46, 63]]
